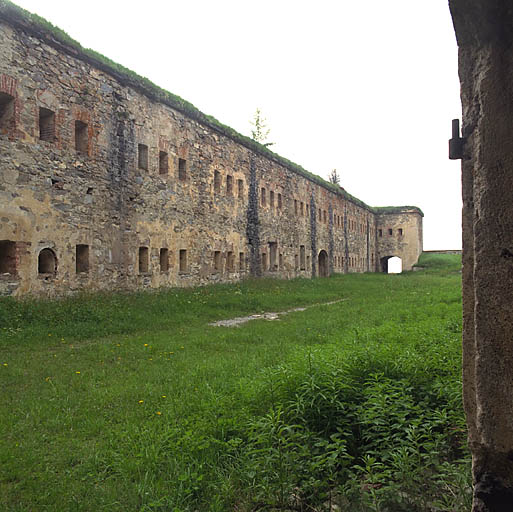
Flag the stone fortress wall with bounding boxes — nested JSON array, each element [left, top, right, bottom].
[[0, 2, 423, 297]]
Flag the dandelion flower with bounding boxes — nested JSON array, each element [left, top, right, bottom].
[[3, 363, 8, 367], [156, 411, 162, 416], [144, 344, 148, 347], [138, 400, 144, 404], [75, 371, 81, 374], [162, 395, 166, 398]]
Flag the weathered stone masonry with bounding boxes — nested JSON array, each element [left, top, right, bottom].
[[0, 3, 423, 297]]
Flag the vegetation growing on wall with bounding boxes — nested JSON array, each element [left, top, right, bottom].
[[0, 0, 394, 213]]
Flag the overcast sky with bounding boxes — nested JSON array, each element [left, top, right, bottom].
[[11, 0, 462, 250]]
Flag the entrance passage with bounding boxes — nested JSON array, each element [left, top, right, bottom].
[[381, 256, 402, 274], [318, 250, 329, 277]]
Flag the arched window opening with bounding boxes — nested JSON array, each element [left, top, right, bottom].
[[38, 248, 57, 274]]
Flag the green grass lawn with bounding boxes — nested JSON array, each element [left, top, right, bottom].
[[0, 254, 470, 511]]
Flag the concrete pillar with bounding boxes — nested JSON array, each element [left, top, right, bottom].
[[449, 1, 513, 510]]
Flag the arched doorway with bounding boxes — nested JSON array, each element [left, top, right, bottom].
[[38, 248, 57, 274], [318, 250, 329, 277], [380, 255, 402, 274]]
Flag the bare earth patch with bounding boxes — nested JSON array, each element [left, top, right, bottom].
[[209, 299, 347, 327]]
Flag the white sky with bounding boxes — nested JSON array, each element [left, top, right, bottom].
[[12, 0, 462, 250]]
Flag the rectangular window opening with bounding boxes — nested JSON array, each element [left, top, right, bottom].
[[179, 249, 187, 272], [270, 190, 275, 208], [159, 151, 168, 175], [388, 228, 393, 236], [0, 240, 16, 274], [214, 250, 221, 271], [138, 246, 149, 274], [398, 228, 403, 236], [0, 92, 14, 135], [379, 229, 383, 237], [294, 200, 298, 215], [261, 252, 267, 271], [237, 179, 244, 198], [277, 193, 282, 209], [138, 144, 148, 171], [269, 242, 277, 271], [75, 120, 88, 154], [76, 244, 89, 273], [279, 253, 283, 269], [160, 248, 169, 272], [39, 107, 55, 142], [261, 187, 266, 207], [214, 170, 221, 193], [178, 158, 187, 181], [300, 202, 304, 216], [227, 251, 234, 271], [239, 252, 245, 270], [226, 175, 233, 195]]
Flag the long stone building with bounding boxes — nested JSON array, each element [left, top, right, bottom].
[[0, 1, 423, 297]]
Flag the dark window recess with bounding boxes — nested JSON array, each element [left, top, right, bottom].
[[269, 242, 277, 271], [0, 92, 14, 135], [76, 244, 89, 273], [75, 120, 88, 154], [300, 245, 306, 270], [214, 171, 221, 193], [178, 158, 187, 181], [237, 179, 244, 198], [179, 249, 187, 272], [38, 248, 57, 274], [138, 144, 148, 171], [398, 228, 403, 236], [270, 191, 274, 208], [160, 248, 169, 272], [388, 229, 393, 236], [294, 200, 298, 215], [227, 251, 234, 271], [379, 229, 383, 237], [239, 252, 244, 270], [139, 247, 149, 273], [86, 187, 93, 195], [159, 151, 168, 175], [278, 193, 282, 209], [0, 240, 16, 274], [39, 107, 55, 142], [214, 250, 221, 271], [261, 188, 266, 206], [226, 175, 233, 195], [279, 253, 283, 269], [261, 252, 267, 270]]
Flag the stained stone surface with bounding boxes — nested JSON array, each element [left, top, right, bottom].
[[450, 1, 513, 510], [0, 9, 422, 297]]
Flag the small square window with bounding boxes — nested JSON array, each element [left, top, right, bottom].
[[75, 120, 88, 154], [178, 158, 187, 181], [39, 107, 55, 142], [159, 151, 168, 175], [138, 144, 148, 171]]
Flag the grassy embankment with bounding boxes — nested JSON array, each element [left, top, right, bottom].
[[0, 253, 469, 511]]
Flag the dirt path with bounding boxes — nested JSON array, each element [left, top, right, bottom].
[[209, 299, 347, 327]]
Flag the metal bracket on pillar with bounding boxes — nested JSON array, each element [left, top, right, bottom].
[[449, 119, 465, 160]]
